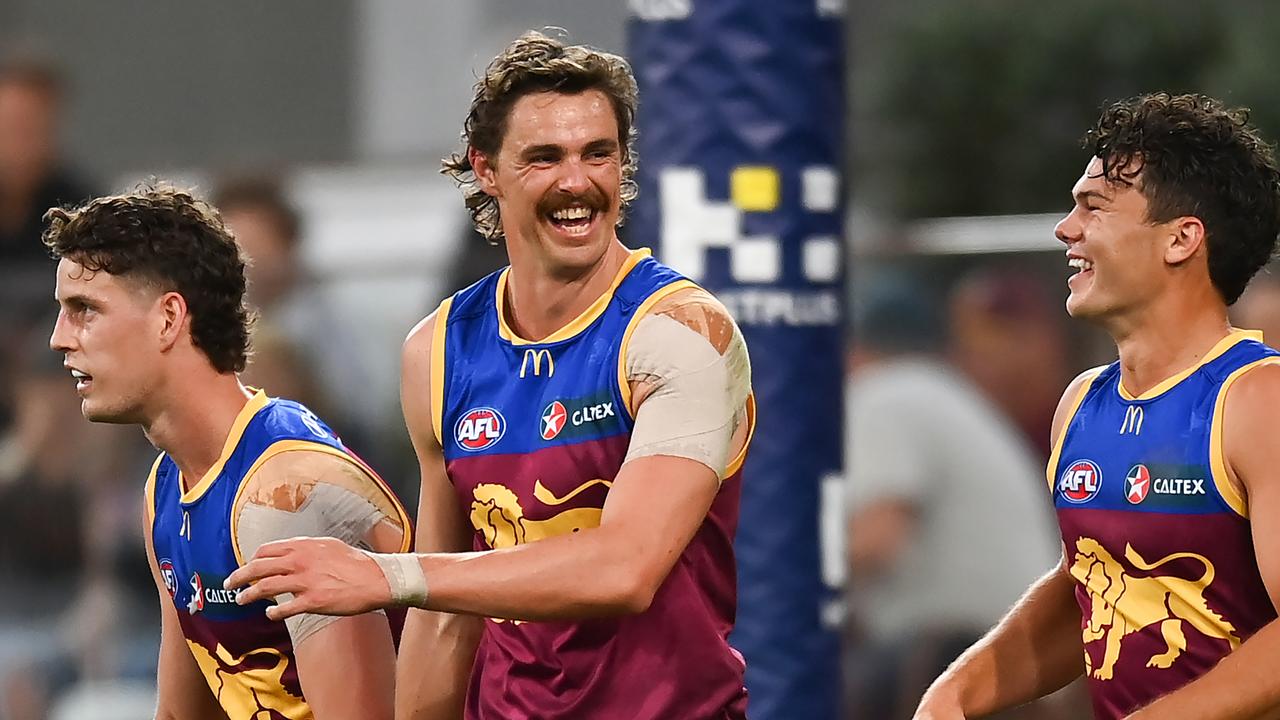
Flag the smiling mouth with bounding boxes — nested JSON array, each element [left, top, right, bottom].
[[69, 369, 94, 391], [546, 204, 597, 235]]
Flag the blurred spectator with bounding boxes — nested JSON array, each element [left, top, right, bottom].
[[844, 273, 1061, 719], [0, 324, 155, 719], [0, 51, 95, 429], [0, 52, 92, 263], [213, 176, 347, 423], [949, 267, 1071, 460], [1233, 266, 1280, 345]]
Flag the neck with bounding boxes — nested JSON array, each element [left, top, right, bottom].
[[503, 238, 631, 341], [1107, 290, 1233, 398], [141, 372, 253, 492]]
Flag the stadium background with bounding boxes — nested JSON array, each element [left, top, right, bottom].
[[4, 1, 1280, 718]]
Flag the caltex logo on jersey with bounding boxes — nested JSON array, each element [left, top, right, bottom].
[[159, 559, 178, 598], [1125, 464, 1151, 504], [1060, 459, 1103, 504], [455, 407, 505, 451], [541, 401, 568, 441]]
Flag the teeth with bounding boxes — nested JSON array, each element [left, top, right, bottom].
[[70, 370, 89, 379], [551, 206, 592, 221], [1068, 258, 1094, 272]]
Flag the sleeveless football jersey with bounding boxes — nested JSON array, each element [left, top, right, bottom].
[[145, 390, 410, 720], [1050, 330, 1279, 719], [433, 248, 754, 720]]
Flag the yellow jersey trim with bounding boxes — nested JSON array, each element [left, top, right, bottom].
[[1208, 356, 1280, 519], [496, 248, 652, 346], [143, 452, 165, 527], [430, 297, 453, 447], [1046, 367, 1106, 492], [229, 440, 413, 567], [723, 394, 757, 479], [615, 279, 701, 417], [1118, 329, 1263, 401], [179, 390, 271, 504]]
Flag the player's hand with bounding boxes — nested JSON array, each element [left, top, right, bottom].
[[224, 537, 393, 621]]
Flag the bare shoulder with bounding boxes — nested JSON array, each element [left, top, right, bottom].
[[1224, 358, 1280, 403], [401, 303, 449, 450], [1221, 360, 1280, 440], [1221, 360, 1280, 498], [233, 449, 407, 555], [235, 449, 396, 515], [1049, 365, 1107, 442], [644, 285, 741, 352], [402, 308, 442, 367], [1054, 363, 1105, 415]]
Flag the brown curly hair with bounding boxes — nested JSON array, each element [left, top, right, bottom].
[[441, 30, 639, 242], [1085, 92, 1280, 305], [43, 184, 254, 373]]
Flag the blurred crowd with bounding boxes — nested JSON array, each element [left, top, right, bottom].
[[0, 50, 505, 720]]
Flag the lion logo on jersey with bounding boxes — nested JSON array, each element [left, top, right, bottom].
[[1069, 537, 1241, 680], [469, 479, 612, 549], [187, 640, 304, 719]]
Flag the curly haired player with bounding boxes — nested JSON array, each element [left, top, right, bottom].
[[227, 31, 755, 720], [915, 94, 1280, 720], [46, 185, 410, 720]]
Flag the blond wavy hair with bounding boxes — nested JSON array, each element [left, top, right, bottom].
[[441, 31, 640, 243]]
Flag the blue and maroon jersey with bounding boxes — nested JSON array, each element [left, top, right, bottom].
[[145, 390, 410, 720], [1050, 330, 1279, 719], [432, 248, 754, 720]]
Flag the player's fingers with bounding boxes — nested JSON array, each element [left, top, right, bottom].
[[251, 538, 305, 560], [234, 574, 304, 606], [265, 596, 309, 622], [225, 556, 295, 591]]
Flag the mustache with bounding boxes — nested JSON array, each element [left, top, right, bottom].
[[538, 188, 608, 216]]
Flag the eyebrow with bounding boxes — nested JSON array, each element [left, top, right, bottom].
[[519, 144, 564, 160], [583, 138, 620, 154], [56, 292, 97, 308], [519, 138, 620, 160], [1073, 189, 1112, 205]]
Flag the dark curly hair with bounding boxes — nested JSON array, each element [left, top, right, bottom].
[[43, 184, 254, 373], [1085, 92, 1280, 305], [441, 30, 639, 243]]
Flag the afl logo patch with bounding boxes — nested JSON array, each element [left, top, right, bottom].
[[1059, 459, 1102, 504], [1125, 464, 1151, 504], [541, 401, 568, 441], [455, 407, 505, 451], [159, 559, 178, 598]]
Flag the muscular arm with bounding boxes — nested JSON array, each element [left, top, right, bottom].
[[1126, 362, 1280, 720], [395, 310, 484, 720], [233, 450, 405, 720], [146, 506, 227, 720], [411, 287, 749, 620], [229, 289, 751, 621], [916, 370, 1098, 718]]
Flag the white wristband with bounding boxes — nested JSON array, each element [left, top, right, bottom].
[[368, 552, 429, 607]]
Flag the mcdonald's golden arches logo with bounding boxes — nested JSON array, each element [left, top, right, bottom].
[[520, 348, 555, 378]]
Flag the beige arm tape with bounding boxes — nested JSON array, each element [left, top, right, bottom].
[[233, 449, 406, 646], [367, 552, 429, 607], [623, 307, 752, 478]]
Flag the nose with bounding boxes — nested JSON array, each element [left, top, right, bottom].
[[49, 309, 74, 354], [555, 157, 591, 196], [1054, 207, 1081, 247]]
